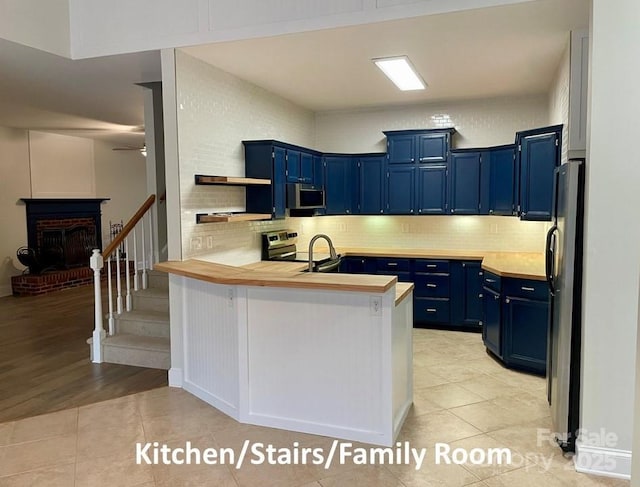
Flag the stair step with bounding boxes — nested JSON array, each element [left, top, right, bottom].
[[132, 288, 169, 313], [102, 334, 170, 370], [116, 310, 169, 338], [148, 269, 168, 290]]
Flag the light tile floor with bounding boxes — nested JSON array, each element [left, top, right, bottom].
[[0, 329, 631, 487]]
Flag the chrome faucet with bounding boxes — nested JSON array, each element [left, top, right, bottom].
[[308, 234, 338, 272]]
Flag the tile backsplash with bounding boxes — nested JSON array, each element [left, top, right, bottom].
[[289, 215, 550, 254]]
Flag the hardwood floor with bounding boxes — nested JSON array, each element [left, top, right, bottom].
[[0, 284, 167, 423]]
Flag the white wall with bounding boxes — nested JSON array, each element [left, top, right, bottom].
[[0, 126, 31, 296], [314, 95, 549, 153], [174, 50, 315, 263], [93, 140, 148, 248], [0, 0, 70, 57], [67, 0, 530, 59], [578, 0, 640, 479], [28, 131, 95, 198], [548, 39, 570, 165]]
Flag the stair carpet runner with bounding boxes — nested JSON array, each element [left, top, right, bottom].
[[88, 270, 170, 369]]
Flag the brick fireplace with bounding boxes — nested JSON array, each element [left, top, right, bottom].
[[12, 198, 109, 296]]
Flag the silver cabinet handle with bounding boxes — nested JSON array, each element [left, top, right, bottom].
[[387, 262, 398, 266], [479, 293, 483, 298], [521, 286, 535, 291], [494, 294, 500, 300], [486, 278, 496, 283], [506, 298, 510, 304], [426, 264, 437, 268], [426, 284, 437, 288], [426, 308, 437, 312]]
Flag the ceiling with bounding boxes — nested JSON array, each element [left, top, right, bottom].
[[0, 0, 589, 145]]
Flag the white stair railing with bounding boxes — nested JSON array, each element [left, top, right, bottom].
[[90, 194, 157, 363]]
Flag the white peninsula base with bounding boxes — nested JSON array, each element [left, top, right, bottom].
[[159, 261, 413, 447]]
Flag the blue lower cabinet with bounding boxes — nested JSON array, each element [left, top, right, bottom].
[[503, 295, 549, 374], [341, 257, 376, 274], [482, 286, 502, 358], [378, 270, 412, 282], [414, 297, 450, 324], [413, 273, 450, 298], [450, 261, 483, 327]]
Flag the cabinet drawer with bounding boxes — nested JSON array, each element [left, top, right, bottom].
[[413, 274, 450, 297], [377, 270, 412, 282], [414, 298, 450, 323], [377, 258, 411, 273], [483, 272, 501, 292], [414, 259, 449, 274], [503, 278, 549, 301]]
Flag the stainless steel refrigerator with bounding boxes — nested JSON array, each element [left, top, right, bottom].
[[545, 159, 585, 453]]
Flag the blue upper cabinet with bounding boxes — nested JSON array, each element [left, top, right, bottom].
[[386, 166, 415, 214], [358, 155, 385, 214], [449, 151, 481, 214], [286, 150, 314, 183], [387, 135, 415, 164], [312, 155, 324, 187], [516, 125, 562, 221], [324, 155, 355, 215], [480, 145, 518, 216], [416, 165, 447, 214], [244, 141, 287, 219], [418, 133, 450, 163], [385, 128, 455, 165]]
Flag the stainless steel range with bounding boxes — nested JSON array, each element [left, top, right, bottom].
[[261, 230, 342, 272]]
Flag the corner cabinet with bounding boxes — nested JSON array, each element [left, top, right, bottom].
[[481, 272, 550, 374], [516, 125, 562, 221]]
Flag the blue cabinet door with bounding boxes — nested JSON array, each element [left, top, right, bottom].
[[481, 145, 517, 215], [272, 146, 287, 218], [300, 151, 314, 183], [416, 165, 447, 214], [418, 133, 449, 163], [519, 130, 560, 221], [387, 135, 415, 164], [449, 152, 481, 214], [482, 286, 502, 358], [324, 156, 354, 215], [312, 155, 324, 187], [503, 296, 549, 373], [386, 166, 415, 214], [286, 150, 300, 183], [451, 261, 483, 326], [358, 156, 385, 214]]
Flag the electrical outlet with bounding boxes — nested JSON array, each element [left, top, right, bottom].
[[227, 288, 234, 308], [206, 236, 214, 248], [190, 237, 202, 250], [370, 296, 382, 316]]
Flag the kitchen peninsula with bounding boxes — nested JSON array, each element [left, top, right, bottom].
[[154, 259, 414, 447]]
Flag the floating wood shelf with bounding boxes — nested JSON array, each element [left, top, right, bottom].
[[196, 213, 272, 224], [195, 175, 270, 186]]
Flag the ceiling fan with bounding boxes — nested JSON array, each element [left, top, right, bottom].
[[112, 145, 147, 156]]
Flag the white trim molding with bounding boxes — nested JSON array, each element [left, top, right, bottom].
[[575, 441, 632, 480]]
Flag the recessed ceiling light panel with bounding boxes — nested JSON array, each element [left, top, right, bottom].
[[373, 56, 426, 91]]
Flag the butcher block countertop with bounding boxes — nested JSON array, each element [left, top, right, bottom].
[[395, 282, 414, 306], [154, 259, 397, 293]]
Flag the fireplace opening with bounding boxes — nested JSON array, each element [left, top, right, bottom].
[[40, 224, 97, 269]]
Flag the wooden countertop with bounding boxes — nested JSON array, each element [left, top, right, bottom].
[[395, 282, 414, 306], [241, 261, 309, 272], [154, 259, 397, 293]]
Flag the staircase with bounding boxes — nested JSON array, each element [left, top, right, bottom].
[[88, 270, 170, 369]]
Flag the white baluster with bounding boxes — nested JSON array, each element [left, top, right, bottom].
[[141, 218, 148, 289], [116, 247, 123, 314], [148, 207, 154, 268], [125, 237, 132, 312], [133, 226, 139, 291], [90, 250, 105, 363], [107, 256, 115, 336]]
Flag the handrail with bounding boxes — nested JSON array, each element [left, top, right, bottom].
[[103, 194, 156, 257]]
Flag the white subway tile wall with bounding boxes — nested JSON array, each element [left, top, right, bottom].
[[314, 95, 550, 153], [289, 215, 550, 254], [175, 51, 555, 265], [175, 50, 315, 263]]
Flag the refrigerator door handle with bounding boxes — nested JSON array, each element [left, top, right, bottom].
[[546, 224, 558, 295]]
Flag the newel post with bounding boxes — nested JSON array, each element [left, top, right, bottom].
[[90, 249, 105, 363]]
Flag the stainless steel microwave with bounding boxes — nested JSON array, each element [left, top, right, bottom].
[[286, 183, 325, 210]]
